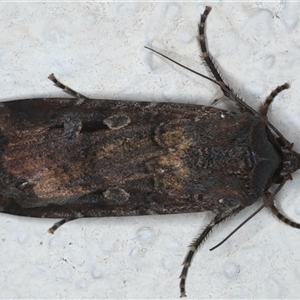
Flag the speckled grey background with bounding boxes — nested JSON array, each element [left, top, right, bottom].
[[0, 1, 300, 299]]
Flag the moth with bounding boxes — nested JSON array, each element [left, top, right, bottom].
[[0, 6, 299, 297]]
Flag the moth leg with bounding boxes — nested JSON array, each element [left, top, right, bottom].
[[264, 191, 300, 228], [211, 94, 225, 105], [260, 83, 290, 117], [179, 205, 242, 297], [48, 73, 90, 99], [199, 7, 255, 114], [198, 7, 242, 104], [48, 217, 79, 234]]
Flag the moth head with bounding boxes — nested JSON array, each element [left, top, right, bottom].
[[280, 147, 300, 177]]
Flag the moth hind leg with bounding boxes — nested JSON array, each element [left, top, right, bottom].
[[179, 205, 242, 297], [260, 83, 290, 117], [48, 217, 80, 234], [264, 191, 300, 229], [48, 73, 90, 99]]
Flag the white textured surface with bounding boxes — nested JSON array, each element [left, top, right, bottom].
[[1, 2, 300, 299]]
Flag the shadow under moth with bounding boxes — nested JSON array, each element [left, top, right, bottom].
[[1, 6, 299, 297]]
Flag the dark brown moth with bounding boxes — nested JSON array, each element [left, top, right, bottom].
[[0, 6, 299, 297]]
